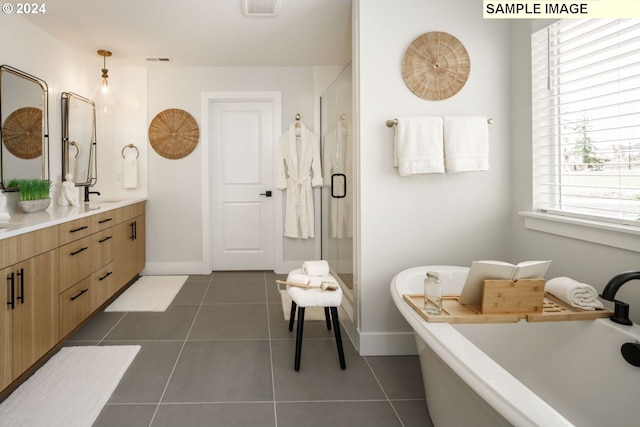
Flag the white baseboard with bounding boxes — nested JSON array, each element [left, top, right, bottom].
[[142, 262, 210, 276], [356, 330, 417, 356]]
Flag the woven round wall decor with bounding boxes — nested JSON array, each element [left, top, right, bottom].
[[148, 108, 200, 159], [2, 107, 43, 159], [402, 31, 470, 101]]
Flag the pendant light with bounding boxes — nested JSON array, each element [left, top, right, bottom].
[[98, 50, 111, 93], [94, 49, 117, 113]]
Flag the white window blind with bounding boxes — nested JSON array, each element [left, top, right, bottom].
[[531, 19, 640, 226]]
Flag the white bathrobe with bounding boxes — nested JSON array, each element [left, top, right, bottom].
[[275, 122, 323, 239], [322, 122, 352, 238]]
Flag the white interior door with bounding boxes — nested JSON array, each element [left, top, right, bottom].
[[210, 100, 274, 270]]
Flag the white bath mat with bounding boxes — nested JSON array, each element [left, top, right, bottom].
[[0, 345, 140, 427], [280, 289, 327, 321], [105, 275, 188, 312]]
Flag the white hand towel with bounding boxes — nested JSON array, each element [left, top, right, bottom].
[[302, 260, 330, 277], [123, 157, 138, 189], [443, 116, 489, 172], [393, 117, 444, 175], [545, 277, 604, 311], [287, 273, 310, 285]]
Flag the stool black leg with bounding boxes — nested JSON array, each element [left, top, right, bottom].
[[294, 307, 306, 371], [330, 307, 346, 369], [288, 301, 297, 332], [324, 307, 332, 330]]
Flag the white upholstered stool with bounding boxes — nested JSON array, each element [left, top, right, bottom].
[[286, 269, 346, 371]]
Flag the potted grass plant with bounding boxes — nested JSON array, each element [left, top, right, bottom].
[[7, 178, 52, 213]]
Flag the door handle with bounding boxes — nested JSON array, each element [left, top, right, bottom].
[[259, 190, 272, 197], [331, 174, 346, 199]]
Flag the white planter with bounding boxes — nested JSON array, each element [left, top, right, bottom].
[[19, 198, 51, 213]]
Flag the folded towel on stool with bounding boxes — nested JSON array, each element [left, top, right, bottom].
[[288, 273, 310, 285], [286, 270, 342, 307], [545, 277, 604, 311], [302, 260, 330, 276]]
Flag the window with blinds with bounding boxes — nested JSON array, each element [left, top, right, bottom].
[[531, 19, 640, 226]]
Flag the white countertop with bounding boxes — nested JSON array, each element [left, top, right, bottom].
[[0, 196, 147, 240]]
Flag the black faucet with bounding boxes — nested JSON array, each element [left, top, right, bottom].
[[84, 187, 101, 202], [600, 271, 640, 325]]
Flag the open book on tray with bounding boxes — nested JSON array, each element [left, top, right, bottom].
[[458, 260, 552, 307]]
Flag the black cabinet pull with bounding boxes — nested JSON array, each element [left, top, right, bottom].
[[98, 218, 113, 224], [129, 221, 136, 241], [99, 271, 113, 281], [70, 246, 89, 256], [6, 272, 15, 309], [70, 288, 89, 301], [16, 268, 24, 304], [98, 235, 113, 243], [70, 225, 88, 233]]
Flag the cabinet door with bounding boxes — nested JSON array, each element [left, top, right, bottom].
[[113, 220, 136, 289], [1, 266, 12, 389], [133, 215, 145, 274], [11, 251, 59, 378], [59, 277, 91, 339]]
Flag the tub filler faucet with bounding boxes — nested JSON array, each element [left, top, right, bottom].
[[600, 271, 640, 325]]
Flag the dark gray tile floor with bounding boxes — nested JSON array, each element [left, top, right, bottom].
[[63, 271, 433, 427]]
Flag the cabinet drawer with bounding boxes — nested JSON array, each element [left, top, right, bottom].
[[90, 211, 115, 234], [58, 236, 91, 292], [113, 202, 145, 224], [13, 227, 58, 261], [91, 229, 114, 271], [59, 277, 91, 338], [58, 217, 91, 245], [0, 238, 13, 268], [91, 262, 116, 311]]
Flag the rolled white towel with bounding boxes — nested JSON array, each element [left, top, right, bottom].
[[545, 277, 604, 311], [302, 260, 330, 277], [287, 272, 310, 285]]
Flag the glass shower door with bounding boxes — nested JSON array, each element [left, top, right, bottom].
[[320, 64, 354, 307]]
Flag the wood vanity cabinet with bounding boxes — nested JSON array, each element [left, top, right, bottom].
[[1, 228, 59, 390], [1, 200, 145, 394]]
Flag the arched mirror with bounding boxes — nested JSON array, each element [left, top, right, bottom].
[[0, 65, 49, 190], [61, 92, 97, 187]]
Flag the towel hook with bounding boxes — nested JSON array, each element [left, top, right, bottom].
[[121, 143, 139, 159], [69, 141, 80, 158]]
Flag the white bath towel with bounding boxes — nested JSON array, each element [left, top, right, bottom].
[[443, 116, 489, 172], [302, 260, 330, 277], [545, 277, 604, 311], [393, 116, 444, 175], [123, 157, 138, 189]]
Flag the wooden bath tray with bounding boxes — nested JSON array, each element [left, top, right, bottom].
[[403, 293, 612, 324]]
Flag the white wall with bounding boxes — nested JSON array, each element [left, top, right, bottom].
[[355, 0, 512, 354], [509, 21, 640, 324], [144, 66, 331, 274], [0, 15, 96, 201]]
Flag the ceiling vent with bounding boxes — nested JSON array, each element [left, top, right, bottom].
[[146, 57, 173, 62], [242, 0, 280, 16]]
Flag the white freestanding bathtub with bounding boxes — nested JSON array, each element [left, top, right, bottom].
[[391, 265, 640, 427]]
